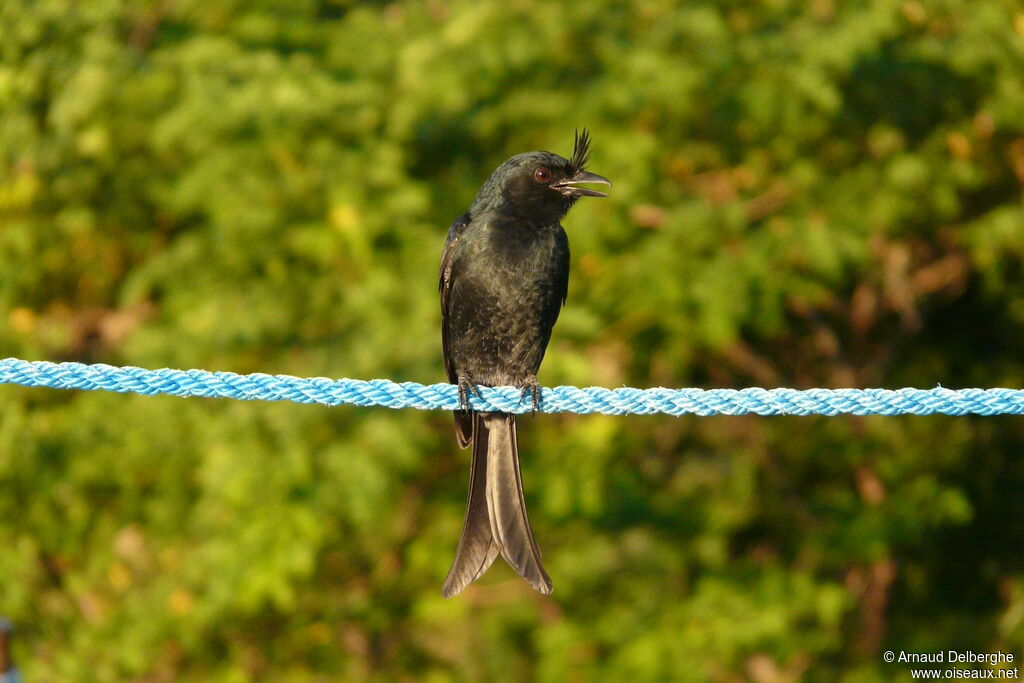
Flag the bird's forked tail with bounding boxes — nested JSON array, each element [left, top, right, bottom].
[[442, 412, 552, 597]]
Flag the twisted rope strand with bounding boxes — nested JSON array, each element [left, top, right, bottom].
[[1, 358, 1022, 416]]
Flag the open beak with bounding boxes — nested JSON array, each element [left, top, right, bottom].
[[552, 170, 612, 198]]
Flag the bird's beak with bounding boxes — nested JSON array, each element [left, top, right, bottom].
[[552, 170, 612, 198]]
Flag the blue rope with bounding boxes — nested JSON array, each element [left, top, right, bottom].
[[1, 357, 1022, 416]]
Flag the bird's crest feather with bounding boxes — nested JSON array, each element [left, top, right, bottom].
[[570, 128, 592, 174]]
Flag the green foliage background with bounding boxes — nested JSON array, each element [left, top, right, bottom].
[[2, 0, 1024, 679]]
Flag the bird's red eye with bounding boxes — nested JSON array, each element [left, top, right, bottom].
[[533, 167, 552, 183]]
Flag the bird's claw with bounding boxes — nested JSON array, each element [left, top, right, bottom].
[[518, 378, 542, 414], [456, 371, 482, 411]]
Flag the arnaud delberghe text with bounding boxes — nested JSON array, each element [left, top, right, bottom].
[[898, 651, 1016, 666]]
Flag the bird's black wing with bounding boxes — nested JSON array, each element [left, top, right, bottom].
[[440, 212, 473, 446], [440, 212, 470, 382]]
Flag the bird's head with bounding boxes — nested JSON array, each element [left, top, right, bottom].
[[472, 129, 611, 221]]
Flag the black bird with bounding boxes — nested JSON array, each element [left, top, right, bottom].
[[439, 130, 611, 597]]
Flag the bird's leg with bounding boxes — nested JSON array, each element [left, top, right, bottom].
[[518, 376, 542, 414], [456, 370, 482, 411]]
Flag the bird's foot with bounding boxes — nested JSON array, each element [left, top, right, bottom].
[[456, 371, 482, 411], [518, 377, 542, 414]]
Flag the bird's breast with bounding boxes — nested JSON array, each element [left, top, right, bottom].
[[479, 220, 560, 273], [446, 220, 567, 384]]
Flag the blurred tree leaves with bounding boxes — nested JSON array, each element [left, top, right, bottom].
[[2, 0, 1024, 680]]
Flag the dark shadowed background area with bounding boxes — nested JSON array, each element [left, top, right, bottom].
[[2, 0, 1024, 680]]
